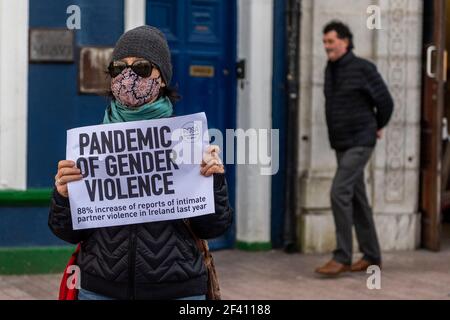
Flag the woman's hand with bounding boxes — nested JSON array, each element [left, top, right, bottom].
[[200, 145, 225, 177], [55, 160, 83, 197]]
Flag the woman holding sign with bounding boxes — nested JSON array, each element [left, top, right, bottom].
[[48, 26, 232, 300]]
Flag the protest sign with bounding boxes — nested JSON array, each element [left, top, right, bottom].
[[66, 112, 214, 230]]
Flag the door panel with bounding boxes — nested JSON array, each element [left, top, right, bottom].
[[421, 0, 447, 251], [148, 0, 180, 42]]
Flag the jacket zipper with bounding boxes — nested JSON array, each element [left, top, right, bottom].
[[128, 225, 137, 300]]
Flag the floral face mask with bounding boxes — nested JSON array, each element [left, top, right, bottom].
[[111, 68, 162, 108]]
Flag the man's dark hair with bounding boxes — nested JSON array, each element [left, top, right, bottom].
[[323, 20, 354, 50]]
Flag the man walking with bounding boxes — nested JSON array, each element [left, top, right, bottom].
[[315, 21, 393, 276]]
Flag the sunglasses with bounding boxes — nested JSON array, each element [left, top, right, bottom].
[[108, 59, 154, 78]]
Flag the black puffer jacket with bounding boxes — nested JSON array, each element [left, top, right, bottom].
[[324, 51, 394, 151], [48, 173, 232, 300]]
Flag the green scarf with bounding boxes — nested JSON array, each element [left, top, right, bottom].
[[103, 96, 173, 124]]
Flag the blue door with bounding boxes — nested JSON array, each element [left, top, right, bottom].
[[28, 0, 124, 189], [147, 0, 237, 249], [15, 0, 124, 247]]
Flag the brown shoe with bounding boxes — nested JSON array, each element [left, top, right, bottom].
[[351, 259, 382, 272], [315, 259, 350, 276]]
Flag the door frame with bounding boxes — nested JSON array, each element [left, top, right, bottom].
[[0, 0, 28, 190], [124, 0, 146, 31], [420, 0, 447, 251]]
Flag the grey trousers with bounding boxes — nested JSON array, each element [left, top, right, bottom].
[[331, 146, 381, 265]]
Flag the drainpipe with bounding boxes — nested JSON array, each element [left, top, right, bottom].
[[283, 0, 301, 253]]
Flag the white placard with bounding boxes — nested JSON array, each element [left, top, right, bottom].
[[66, 112, 214, 230]]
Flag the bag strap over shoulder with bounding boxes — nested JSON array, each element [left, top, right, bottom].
[[182, 219, 215, 274], [183, 219, 210, 258], [182, 219, 221, 300]]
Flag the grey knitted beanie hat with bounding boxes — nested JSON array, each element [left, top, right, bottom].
[[112, 25, 172, 85]]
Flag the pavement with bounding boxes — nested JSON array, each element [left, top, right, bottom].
[[1, 244, 450, 300]]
